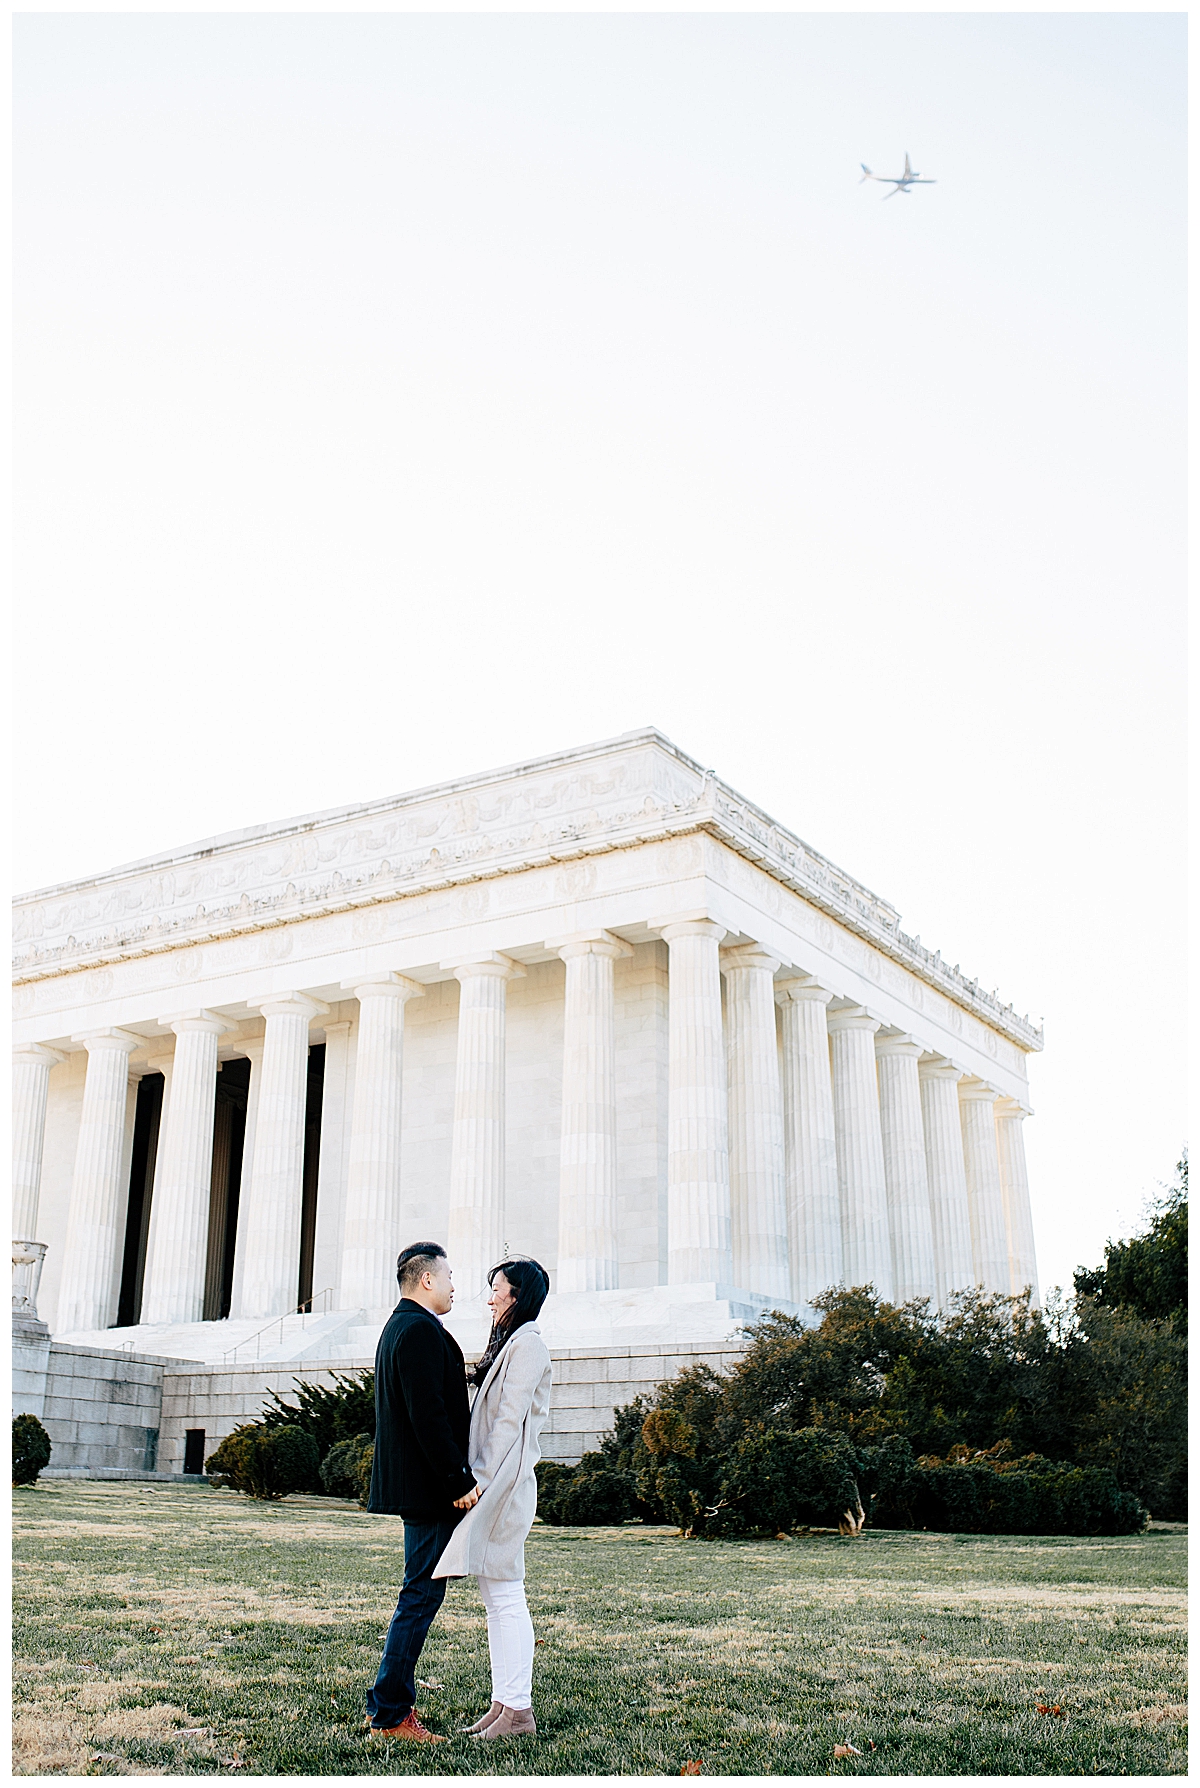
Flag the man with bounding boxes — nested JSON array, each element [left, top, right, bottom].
[[365, 1242, 480, 1742]]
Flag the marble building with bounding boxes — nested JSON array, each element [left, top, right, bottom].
[[12, 729, 1041, 1379]]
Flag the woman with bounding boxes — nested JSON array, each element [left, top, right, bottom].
[[432, 1257, 553, 1740]]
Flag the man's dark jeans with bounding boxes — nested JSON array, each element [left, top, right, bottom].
[[366, 1516, 459, 1729]]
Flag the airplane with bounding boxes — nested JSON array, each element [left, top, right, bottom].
[[859, 153, 936, 199]]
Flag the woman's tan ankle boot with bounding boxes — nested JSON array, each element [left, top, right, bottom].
[[477, 1705, 536, 1739], [463, 1701, 503, 1734]]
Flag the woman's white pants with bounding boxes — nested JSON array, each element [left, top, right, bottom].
[[477, 1576, 535, 1710]]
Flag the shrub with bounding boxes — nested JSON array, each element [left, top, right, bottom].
[[872, 1445, 1147, 1537], [260, 1371, 375, 1467], [13, 1414, 52, 1486], [353, 1442, 374, 1507], [320, 1432, 374, 1502], [206, 1423, 320, 1500], [536, 1453, 638, 1526]]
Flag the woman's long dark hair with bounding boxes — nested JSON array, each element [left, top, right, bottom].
[[468, 1257, 550, 1386]]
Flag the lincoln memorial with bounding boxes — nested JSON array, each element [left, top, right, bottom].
[[12, 731, 1041, 1467]]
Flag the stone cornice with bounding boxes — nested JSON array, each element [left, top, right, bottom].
[[11, 729, 1043, 1052]]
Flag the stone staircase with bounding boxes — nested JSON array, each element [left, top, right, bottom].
[[55, 1307, 368, 1366]]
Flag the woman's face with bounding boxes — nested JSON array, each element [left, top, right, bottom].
[[487, 1270, 516, 1323]]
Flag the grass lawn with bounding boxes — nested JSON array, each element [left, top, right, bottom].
[[12, 1481, 1186, 1777]]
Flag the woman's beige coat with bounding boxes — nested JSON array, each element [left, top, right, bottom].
[[432, 1321, 553, 1583]]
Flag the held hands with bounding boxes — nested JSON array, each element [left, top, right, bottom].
[[453, 1486, 481, 1510]]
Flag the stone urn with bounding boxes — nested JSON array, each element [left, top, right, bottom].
[[12, 1238, 49, 1328]]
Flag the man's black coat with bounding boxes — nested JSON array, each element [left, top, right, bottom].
[[367, 1299, 477, 1521]]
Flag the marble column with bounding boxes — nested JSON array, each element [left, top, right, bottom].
[[958, 1078, 1010, 1295], [776, 978, 842, 1310], [875, 1034, 937, 1303], [447, 956, 524, 1301], [995, 1099, 1040, 1305], [339, 974, 424, 1312], [58, 1030, 143, 1333], [234, 994, 328, 1321], [554, 934, 629, 1295], [826, 1006, 893, 1301], [228, 1037, 265, 1320], [12, 1043, 65, 1241], [917, 1057, 974, 1306], [722, 944, 789, 1301], [139, 1012, 230, 1325], [661, 919, 731, 1287]]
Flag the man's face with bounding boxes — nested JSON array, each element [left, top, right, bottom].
[[421, 1257, 455, 1315]]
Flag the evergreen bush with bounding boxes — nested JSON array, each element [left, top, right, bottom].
[[320, 1432, 374, 1502], [12, 1414, 52, 1486], [206, 1423, 321, 1500]]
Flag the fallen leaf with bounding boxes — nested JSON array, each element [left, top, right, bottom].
[[868, 1741, 876, 1751], [220, 1759, 246, 1769], [775, 1531, 791, 1541], [417, 1679, 444, 1691], [833, 1743, 863, 1758], [680, 1762, 703, 1775], [177, 1728, 209, 1736], [535, 1639, 546, 1646]]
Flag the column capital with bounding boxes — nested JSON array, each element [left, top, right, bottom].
[[657, 916, 727, 945], [958, 1075, 1002, 1104], [775, 975, 834, 1007], [918, 1053, 962, 1083], [253, 992, 330, 1021], [825, 1004, 880, 1035], [875, 1031, 922, 1059], [720, 942, 781, 976], [70, 1027, 144, 1054], [156, 1009, 235, 1036], [546, 929, 633, 961], [341, 972, 425, 1001], [994, 1095, 1032, 1119], [12, 1042, 66, 1068], [441, 952, 526, 980]]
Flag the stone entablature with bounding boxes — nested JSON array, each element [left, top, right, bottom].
[[13, 730, 1040, 1055]]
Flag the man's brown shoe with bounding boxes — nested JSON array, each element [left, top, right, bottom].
[[370, 1711, 448, 1743], [462, 1701, 503, 1734], [476, 1705, 536, 1739]]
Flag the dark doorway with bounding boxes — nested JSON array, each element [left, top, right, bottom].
[[116, 1073, 165, 1327], [183, 1429, 206, 1474], [203, 1058, 249, 1321], [297, 1043, 325, 1309]]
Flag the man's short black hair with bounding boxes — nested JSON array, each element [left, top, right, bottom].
[[396, 1242, 447, 1293]]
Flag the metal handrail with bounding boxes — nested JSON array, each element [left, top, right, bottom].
[[221, 1287, 337, 1363]]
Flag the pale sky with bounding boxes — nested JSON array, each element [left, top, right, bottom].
[[13, 11, 1187, 1300]]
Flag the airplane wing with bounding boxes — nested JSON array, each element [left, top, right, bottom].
[[883, 184, 907, 199]]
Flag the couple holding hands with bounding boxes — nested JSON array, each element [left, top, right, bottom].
[[364, 1242, 553, 1743]]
